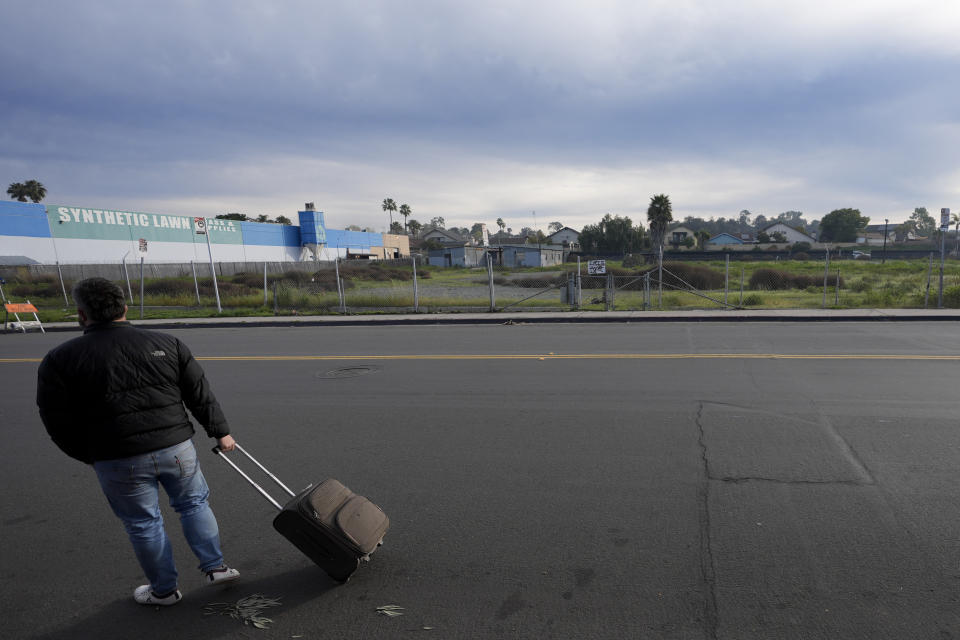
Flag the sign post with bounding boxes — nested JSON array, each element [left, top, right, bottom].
[[195, 217, 222, 313], [939, 208, 950, 308]]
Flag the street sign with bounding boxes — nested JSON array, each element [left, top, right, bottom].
[[194, 217, 207, 234], [587, 259, 606, 275], [941, 208, 951, 231], [138, 238, 148, 253]]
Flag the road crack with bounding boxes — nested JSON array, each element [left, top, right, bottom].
[[695, 402, 719, 640]]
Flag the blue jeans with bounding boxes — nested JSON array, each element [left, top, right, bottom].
[[94, 439, 224, 594]]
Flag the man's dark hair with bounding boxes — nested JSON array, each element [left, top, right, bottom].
[[72, 278, 126, 323]]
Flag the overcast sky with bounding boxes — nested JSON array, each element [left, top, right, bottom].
[[1, 0, 958, 232]]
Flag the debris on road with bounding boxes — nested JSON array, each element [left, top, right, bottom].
[[204, 594, 282, 629]]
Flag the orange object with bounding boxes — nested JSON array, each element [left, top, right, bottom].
[[4, 303, 38, 313]]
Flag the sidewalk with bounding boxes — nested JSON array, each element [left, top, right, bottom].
[[27, 308, 960, 332]]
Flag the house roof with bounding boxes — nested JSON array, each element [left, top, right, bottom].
[[546, 227, 579, 238], [421, 228, 466, 243], [762, 222, 815, 238], [708, 232, 746, 243]]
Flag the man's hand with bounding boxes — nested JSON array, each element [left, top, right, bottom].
[[218, 435, 237, 452]]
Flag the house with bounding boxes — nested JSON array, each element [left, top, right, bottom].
[[500, 245, 564, 267], [426, 245, 490, 267], [762, 222, 815, 244], [857, 224, 900, 246], [421, 228, 467, 245], [427, 245, 564, 268], [665, 225, 697, 249], [546, 227, 580, 251]]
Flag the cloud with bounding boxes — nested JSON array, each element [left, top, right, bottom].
[[1, 0, 959, 230]]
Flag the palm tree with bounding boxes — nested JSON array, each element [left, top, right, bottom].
[[382, 198, 397, 227], [399, 203, 411, 233], [23, 180, 46, 203], [952, 212, 960, 256], [7, 182, 29, 202], [696, 229, 711, 250], [8, 180, 46, 203], [646, 194, 673, 250]]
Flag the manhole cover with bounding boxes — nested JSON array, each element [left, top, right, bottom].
[[317, 366, 381, 379]]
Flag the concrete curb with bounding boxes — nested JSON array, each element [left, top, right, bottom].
[[22, 309, 960, 332]]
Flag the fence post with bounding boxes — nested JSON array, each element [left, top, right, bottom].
[[724, 254, 729, 305], [604, 272, 612, 311], [487, 253, 496, 311], [822, 249, 830, 308], [925, 252, 933, 308], [56, 261, 69, 307], [739, 266, 744, 307], [191, 261, 200, 305], [835, 267, 841, 307], [412, 256, 419, 313], [139, 257, 145, 319], [273, 281, 278, 315], [938, 230, 946, 309], [334, 258, 345, 313], [122, 255, 134, 303], [658, 245, 663, 309], [576, 256, 582, 310], [644, 271, 651, 310], [263, 262, 268, 306]]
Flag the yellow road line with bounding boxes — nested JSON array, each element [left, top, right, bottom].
[[194, 353, 960, 361], [6, 353, 960, 363]]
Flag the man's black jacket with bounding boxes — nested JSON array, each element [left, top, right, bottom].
[[37, 321, 230, 463]]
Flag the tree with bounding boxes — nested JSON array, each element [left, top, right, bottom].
[[579, 214, 645, 255], [7, 180, 46, 203], [429, 216, 445, 230], [496, 218, 506, 236], [7, 182, 28, 201], [275, 215, 292, 225], [682, 236, 696, 249], [548, 221, 563, 233], [770, 231, 787, 243], [382, 198, 397, 227], [399, 203, 411, 233], [24, 180, 46, 203], [952, 212, 960, 255], [346, 224, 363, 231], [387, 221, 402, 233], [908, 207, 935, 238], [217, 213, 249, 221], [696, 229, 711, 250], [757, 231, 771, 243], [818, 208, 869, 242], [407, 219, 423, 236], [646, 194, 673, 250], [255, 214, 270, 223]]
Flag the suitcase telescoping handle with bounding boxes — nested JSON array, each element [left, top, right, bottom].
[[212, 443, 297, 511]]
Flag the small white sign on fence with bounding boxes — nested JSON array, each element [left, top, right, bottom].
[[941, 208, 951, 231], [587, 259, 606, 275]]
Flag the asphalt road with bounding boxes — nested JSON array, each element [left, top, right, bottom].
[[3, 321, 960, 639]]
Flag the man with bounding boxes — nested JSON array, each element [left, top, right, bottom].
[[37, 277, 240, 606]]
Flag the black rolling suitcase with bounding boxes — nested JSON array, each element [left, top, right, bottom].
[[213, 443, 389, 583]]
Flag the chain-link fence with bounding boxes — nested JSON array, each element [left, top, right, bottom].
[[3, 253, 960, 322]]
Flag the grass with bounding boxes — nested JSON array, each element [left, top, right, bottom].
[[6, 258, 960, 321]]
